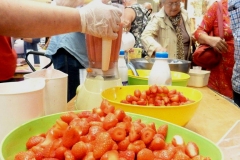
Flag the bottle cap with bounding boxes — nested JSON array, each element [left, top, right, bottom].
[[119, 50, 125, 56], [155, 52, 168, 58]]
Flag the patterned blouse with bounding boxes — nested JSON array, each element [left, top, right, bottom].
[[127, 4, 148, 56], [194, 0, 235, 99]]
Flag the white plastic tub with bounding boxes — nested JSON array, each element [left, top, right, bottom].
[[217, 120, 240, 160], [187, 69, 210, 87], [0, 78, 45, 143], [24, 69, 68, 115]]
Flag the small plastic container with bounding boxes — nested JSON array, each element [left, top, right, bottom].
[[118, 50, 128, 85], [148, 52, 172, 85], [187, 69, 210, 87], [217, 120, 240, 160]]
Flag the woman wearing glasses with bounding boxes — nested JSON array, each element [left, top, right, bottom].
[[141, 0, 192, 60]]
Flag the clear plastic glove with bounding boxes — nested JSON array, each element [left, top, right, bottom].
[[55, 0, 91, 7], [78, 1, 122, 39]]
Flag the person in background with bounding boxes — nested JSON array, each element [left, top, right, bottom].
[[193, 0, 234, 99], [23, 38, 41, 64], [143, 2, 153, 11], [0, 0, 121, 83], [122, 0, 150, 57], [228, 0, 240, 106], [141, 0, 192, 60]]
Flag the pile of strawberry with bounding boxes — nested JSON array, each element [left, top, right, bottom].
[[15, 100, 210, 160], [120, 85, 194, 106]]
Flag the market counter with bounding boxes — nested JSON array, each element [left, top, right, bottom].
[[67, 87, 240, 143]]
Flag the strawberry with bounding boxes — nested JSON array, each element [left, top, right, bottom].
[[157, 86, 164, 93], [30, 145, 45, 160], [170, 94, 179, 102], [118, 136, 130, 151], [173, 151, 190, 160], [85, 142, 94, 152], [100, 100, 115, 114], [172, 135, 184, 146], [54, 146, 67, 160], [77, 110, 92, 118], [149, 85, 158, 93], [88, 125, 105, 137], [191, 155, 211, 160], [157, 124, 168, 139], [42, 158, 59, 160], [89, 121, 103, 127], [83, 152, 95, 160], [62, 126, 80, 148], [122, 115, 132, 123], [103, 113, 118, 130], [64, 150, 75, 160], [93, 132, 114, 159], [60, 112, 78, 124], [108, 126, 126, 142], [149, 137, 165, 151], [114, 109, 126, 122], [55, 119, 69, 131], [147, 122, 157, 132], [87, 113, 101, 122], [162, 86, 169, 94], [119, 150, 135, 160], [153, 133, 165, 140], [26, 135, 45, 149], [137, 148, 154, 160], [42, 138, 62, 158], [185, 142, 199, 158], [71, 141, 87, 159], [92, 107, 105, 117], [141, 127, 156, 145], [116, 121, 131, 133], [15, 151, 35, 160], [134, 89, 141, 98], [129, 126, 141, 142], [154, 149, 174, 160], [69, 118, 90, 136], [127, 140, 146, 154], [100, 150, 119, 160], [179, 93, 187, 103]]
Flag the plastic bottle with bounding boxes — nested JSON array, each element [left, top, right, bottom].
[[118, 50, 128, 86], [148, 52, 172, 85]]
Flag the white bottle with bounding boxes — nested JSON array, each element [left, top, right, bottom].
[[118, 50, 128, 86], [148, 52, 172, 85]]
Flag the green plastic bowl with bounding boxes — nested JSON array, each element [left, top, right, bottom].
[[0, 112, 222, 160], [128, 69, 190, 86]]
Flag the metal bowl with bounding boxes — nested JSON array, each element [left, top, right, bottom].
[[130, 58, 191, 73]]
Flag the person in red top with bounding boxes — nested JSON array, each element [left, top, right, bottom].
[[193, 0, 234, 99], [0, 0, 122, 82], [0, 36, 17, 82]]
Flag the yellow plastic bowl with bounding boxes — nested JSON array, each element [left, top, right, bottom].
[[102, 85, 202, 126], [128, 69, 190, 86]]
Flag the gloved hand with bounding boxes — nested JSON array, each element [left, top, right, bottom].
[[78, 1, 122, 39], [55, 0, 92, 7]]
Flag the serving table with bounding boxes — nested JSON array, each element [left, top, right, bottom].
[[67, 87, 240, 143]]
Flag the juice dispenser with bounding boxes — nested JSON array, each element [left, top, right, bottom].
[[75, 28, 123, 110]]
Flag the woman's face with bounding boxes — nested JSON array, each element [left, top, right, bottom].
[[163, 0, 181, 17]]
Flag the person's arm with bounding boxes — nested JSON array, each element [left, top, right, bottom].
[[1, 1, 81, 38], [0, 0, 121, 39], [193, 2, 228, 53], [141, 14, 166, 57], [122, 7, 135, 32]]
